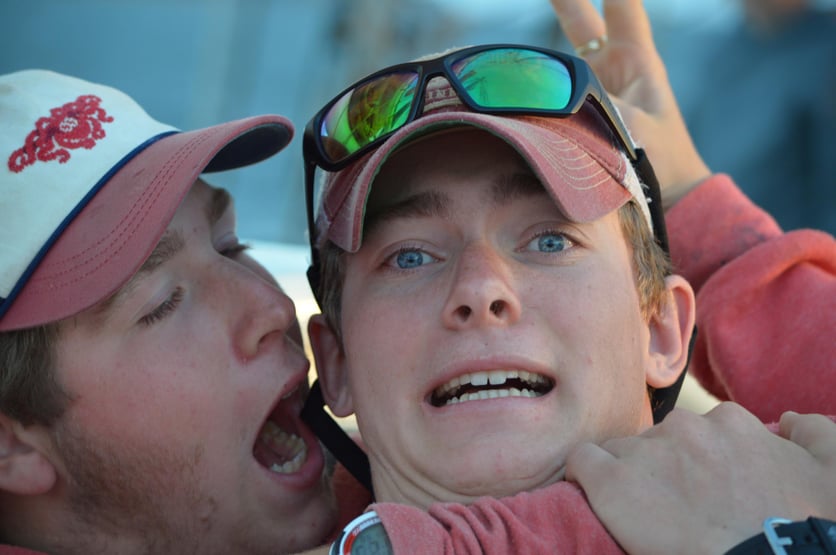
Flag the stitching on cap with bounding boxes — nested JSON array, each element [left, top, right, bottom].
[[27, 129, 214, 291]]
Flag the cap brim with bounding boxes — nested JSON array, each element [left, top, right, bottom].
[[320, 109, 634, 253], [0, 114, 292, 330]]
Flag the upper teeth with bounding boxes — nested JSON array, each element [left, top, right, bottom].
[[435, 369, 547, 397]]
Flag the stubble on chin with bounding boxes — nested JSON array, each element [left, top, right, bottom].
[[51, 421, 213, 554]]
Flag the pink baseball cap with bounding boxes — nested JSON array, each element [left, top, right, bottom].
[[313, 76, 651, 253], [0, 69, 293, 331]]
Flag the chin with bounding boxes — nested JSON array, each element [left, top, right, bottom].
[[435, 450, 566, 500]]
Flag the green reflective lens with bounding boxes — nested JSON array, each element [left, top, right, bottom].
[[451, 48, 572, 110], [320, 71, 419, 163]]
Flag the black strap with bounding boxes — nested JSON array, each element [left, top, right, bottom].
[[725, 517, 836, 555], [301, 380, 373, 494], [634, 148, 669, 254], [634, 147, 689, 424]]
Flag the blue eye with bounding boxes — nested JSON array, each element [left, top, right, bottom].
[[526, 232, 571, 253], [394, 248, 434, 269]]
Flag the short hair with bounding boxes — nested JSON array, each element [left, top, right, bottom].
[[315, 199, 671, 343], [0, 323, 70, 426]]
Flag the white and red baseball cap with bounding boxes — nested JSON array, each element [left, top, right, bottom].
[[313, 76, 651, 253], [0, 69, 293, 331]]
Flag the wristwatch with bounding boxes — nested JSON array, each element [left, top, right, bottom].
[[330, 511, 393, 555], [725, 517, 836, 555]]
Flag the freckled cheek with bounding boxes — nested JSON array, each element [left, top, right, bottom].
[[342, 302, 420, 398], [106, 356, 216, 430], [555, 279, 638, 364]]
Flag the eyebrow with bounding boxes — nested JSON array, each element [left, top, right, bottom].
[[364, 171, 547, 236], [135, 230, 187, 277], [490, 172, 546, 204], [364, 189, 449, 238]]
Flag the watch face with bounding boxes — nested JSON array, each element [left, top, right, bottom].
[[334, 512, 393, 555], [350, 524, 392, 554]]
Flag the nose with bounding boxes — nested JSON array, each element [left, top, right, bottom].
[[222, 263, 298, 361], [442, 242, 522, 329]]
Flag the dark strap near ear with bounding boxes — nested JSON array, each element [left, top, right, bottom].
[[301, 380, 373, 494], [633, 147, 692, 423], [652, 324, 698, 424], [634, 148, 669, 254]]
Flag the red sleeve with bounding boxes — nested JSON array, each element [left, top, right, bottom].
[[371, 418, 836, 554], [667, 174, 836, 422], [373, 481, 623, 554]]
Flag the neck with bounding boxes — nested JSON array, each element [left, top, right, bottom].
[[369, 453, 566, 510]]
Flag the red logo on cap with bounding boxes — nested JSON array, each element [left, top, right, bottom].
[[7, 95, 114, 173]]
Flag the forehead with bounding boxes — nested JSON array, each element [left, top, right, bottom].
[[368, 128, 546, 206]]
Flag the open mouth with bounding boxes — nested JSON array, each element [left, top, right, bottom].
[[430, 370, 554, 407], [253, 387, 309, 474]]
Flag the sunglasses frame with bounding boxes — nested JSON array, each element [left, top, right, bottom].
[[304, 44, 638, 170]]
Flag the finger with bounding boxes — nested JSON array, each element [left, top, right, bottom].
[[779, 411, 836, 462], [564, 441, 617, 485], [549, 0, 607, 49], [778, 410, 800, 439], [601, 0, 656, 49]]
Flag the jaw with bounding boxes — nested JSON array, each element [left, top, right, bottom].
[[369, 413, 569, 507]]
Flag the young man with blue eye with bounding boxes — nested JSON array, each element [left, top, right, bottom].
[[304, 70, 836, 554], [300, 2, 836, 553], [304, 49, 702, 551]]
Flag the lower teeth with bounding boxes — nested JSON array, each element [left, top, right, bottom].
[[445, 387, 540, 405], [269, 446, 307, 474], [261, 421, 308, 474]]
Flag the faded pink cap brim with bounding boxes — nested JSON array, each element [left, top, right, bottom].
[[318, 104, 648, 253]]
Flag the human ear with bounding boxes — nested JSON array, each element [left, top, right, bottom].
[[645, 274, 696, 389], [308, 314, 355, 417], [0, 412, 57, 496]]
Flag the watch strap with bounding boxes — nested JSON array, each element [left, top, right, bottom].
[[725, 517, 836, 555]]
